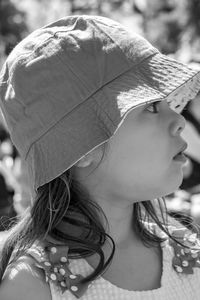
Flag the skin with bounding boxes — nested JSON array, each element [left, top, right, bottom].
[[73, 99, 186, 246], [0, 99, 187, 298]]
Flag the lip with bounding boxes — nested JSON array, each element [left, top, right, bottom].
[[180, 143, 188, 153], [173, 153, 188, 163], [173, 142, 188, 163]]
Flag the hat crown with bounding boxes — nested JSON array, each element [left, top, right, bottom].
[[0, 15, 157, 158]]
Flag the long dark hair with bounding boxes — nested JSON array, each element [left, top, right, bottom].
[[0, 150, 194, 285]]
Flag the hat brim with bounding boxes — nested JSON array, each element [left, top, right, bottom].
[[27, 52, 200, 192], [105, 53, 200, 116]]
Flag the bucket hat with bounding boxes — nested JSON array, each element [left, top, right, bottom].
[[0, 15, 200, 194]]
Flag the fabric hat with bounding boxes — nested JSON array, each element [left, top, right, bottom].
[[0, 15, 200, 194]]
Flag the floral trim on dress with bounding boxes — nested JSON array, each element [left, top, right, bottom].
[[149, 222, 200, 275], [27, 225, 200, 298], [27, 244, 91, 299], [169, 229, 200, 274]]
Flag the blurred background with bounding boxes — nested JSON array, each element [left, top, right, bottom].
[[0, 0, 200, 231]]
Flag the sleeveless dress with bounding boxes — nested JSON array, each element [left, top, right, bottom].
[[25, 223, 200, 300]]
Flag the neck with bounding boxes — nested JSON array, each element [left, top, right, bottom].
[[95, 199, 142, 248]]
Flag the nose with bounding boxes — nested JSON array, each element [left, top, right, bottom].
[[169, 110, 186, 136]]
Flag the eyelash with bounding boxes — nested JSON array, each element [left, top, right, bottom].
[[146, 101, 161, 114]]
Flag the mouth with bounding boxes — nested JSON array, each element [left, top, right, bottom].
[[173, 143, 188, 163]]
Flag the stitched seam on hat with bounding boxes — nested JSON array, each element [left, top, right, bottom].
[[22, 48, 157, 159], [3, 52, 32, 84], [51, 27, 145, 94], [90, 19, 158, 67], [50, 28, 97, 93], [24, 88, 115, 160], [23, 65, 135, 159], [6, 36, 57, 85], [9, 33, 74, 81], [55, 43, 91, 93], [92, 105, 114, 137], [28, 35, 58, 54], [25, 56, 200, 160], [25, 71, 200, 165], [24, 53, 159, 159], [93, 96, 117, 128]]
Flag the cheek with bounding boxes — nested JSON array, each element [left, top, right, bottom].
[[104, 149, 183, 200], [103, 151, 156, 199], [103, 131, 182, 199], [106, 137, 161, 183]]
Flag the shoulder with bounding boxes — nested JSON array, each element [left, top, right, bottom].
[[0, 255, 52, 300]]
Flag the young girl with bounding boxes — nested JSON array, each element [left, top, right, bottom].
[[0, 15, 200, 300]]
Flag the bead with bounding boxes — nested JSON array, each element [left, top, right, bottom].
[[59, 268, 66, 275], [71, 286, 78, 292], [54, 267, 58, 273], [159, 232, 167, 238], [60, 281, 67, 287], [182, 260, 189, 267], [44, 261, 51, 266], [184, 248, 191, 254], [50, 273, 57, 281], [50, 247, 57, 254], [177, 254, 180, 257], [69, 274, 77, 279], [191, 252, 198, 258], [175, 266, 183, 273], [181, 249, 185, 255], [168, 227, 174, 235], [187, 234, 197, 243], [60, 256, 68, 263]]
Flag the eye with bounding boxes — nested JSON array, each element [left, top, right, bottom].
[[145, 101, 161, 114]]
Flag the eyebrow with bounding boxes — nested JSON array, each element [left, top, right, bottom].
[[143, 100, 162, 108], [151, 100, 162, 104]]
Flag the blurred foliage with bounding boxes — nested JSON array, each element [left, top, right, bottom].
[[135, 0, 200, 62], [0, 0, 198, 62], [140, 0, 186, 54], [0, 0, 28, 68]]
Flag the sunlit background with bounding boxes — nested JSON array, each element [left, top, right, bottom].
[[0, 0, 200, 232]]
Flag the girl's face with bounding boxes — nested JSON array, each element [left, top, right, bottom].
[[75, 99, 187, 204]]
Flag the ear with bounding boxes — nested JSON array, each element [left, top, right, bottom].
[[74, 145, 105, 169], [74, 153, 94, 168]]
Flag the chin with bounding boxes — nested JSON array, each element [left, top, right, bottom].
[[154, 175, 183, 198], [164, 177, 184, 196]]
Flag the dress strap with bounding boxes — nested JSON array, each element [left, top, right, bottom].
[[144, 222, 200, 274], [27, 243, 90, 299], [168, 227, 200, 274]]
